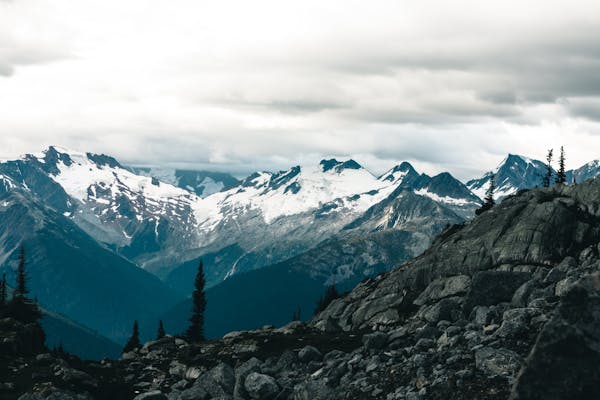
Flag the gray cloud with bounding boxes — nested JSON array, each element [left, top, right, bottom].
[[1, 0, 600, 181]]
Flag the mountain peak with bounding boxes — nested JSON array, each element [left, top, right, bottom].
[[319, 159, 362, 173], [38, 146, 122, 170], [499, 154, 540, 169], [379, 161, 417, 183]]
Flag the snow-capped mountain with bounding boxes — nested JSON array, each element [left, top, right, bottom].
[[0, 146, 203, 268], [466, 154, 550, 201], [466, 154, 600, 202], [567, 160, 600, 184], [0, 146, 480, 287], [378, 162, 481, 219], [128, 167, 239, 197]]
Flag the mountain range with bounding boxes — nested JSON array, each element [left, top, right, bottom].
[[1, 146, 600, 358]]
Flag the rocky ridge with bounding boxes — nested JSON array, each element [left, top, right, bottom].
[[3, 179, 600, 399]]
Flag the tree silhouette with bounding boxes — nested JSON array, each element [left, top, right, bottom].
[[185, 260, 207, 342], [475, 172, 496, 215], [123, 320, 141, 353], [542, 149, 554, 188], [0, 273, 6, 307], [314, 285, 340, 316], [14, 246, 28, 299], [555, 146, 566, 184], [1, 245, 42, 324], [156, 320, 166, 340]]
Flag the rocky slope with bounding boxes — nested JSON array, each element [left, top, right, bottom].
[[3, 177, 600, 399]]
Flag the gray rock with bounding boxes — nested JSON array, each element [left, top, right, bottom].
[[17, 388, 93, 400], [495, 308, 539, 338], [555, 276, 578, 297], [234, 357, 262, 400], [475, 347, 522, 376], [418, 297, 463, 323], [133, 391, 168, 400], [362, 331, 388, 350], [244, 373, 279, 400], [465, 271, 531, 312], [557, 256, 577, 272], [292, 379, 333, 400], [543, 268, 566, 284], [191, 362, 235, 399], [511, 280, 536, 307], [413, 275, 471, 306], [510, 273, 600, 400], [298, 345, 322, 363], [184, 367, 203, 380], [177, 385, 210, 400]]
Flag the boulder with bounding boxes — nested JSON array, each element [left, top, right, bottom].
[[413, 275, 471, 306], [362, 331, 388, 350], [475, 347, 522, 377], [234, 357, 262, 400], [244, 373, 279, 400], [418, 297, 463, 323], [465, 271, 531, 312], [509, 273, 600, 400], [298, 345, 322, 363]]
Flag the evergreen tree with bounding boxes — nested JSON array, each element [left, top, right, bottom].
[[542, 148, 554, 188], [475, 172, 496, 215], [156, 320, 166, 340], [0, 273, 6, 307], [555, 146, 566, 184], [314, 285, 340, 315], [1, 245, 42, 324], [14, 246, 28, 299], [123, 320, 141, 353], [185, 260, 207, 342]]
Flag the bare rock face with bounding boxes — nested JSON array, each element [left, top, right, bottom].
[[510, 273, 600, 400]]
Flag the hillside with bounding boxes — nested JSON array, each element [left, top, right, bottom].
[[3, 176, 600, 400]]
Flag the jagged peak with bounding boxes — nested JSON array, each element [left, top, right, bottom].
[[379, 161, 417, 183], [35, 146, 123, 170], [319, 158, 362, 173]]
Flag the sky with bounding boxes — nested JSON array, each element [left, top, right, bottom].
[[1, 0, 600, 180]]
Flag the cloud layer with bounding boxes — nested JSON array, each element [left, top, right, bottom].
[[1, 0, 600, 179]]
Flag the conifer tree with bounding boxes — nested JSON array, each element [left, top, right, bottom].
[[542, 148, 554, 188], [123, 320, 141, 353], [185, 260, 206, 342], [14, 246, 28, 299], [156, 320, 166, 340], [475, 172, 496, 215], [314, 285, 340, 315], [555, 146, 566, 184], [0, 273, 6, 307], [2, 245, 42, 323]]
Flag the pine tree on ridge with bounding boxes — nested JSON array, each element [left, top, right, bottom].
[[542, 149, 554, 188], [157, 320, 166, 340], [0, 273, 6, 307], [123, 320, 141, 353], [555, 146, 566, 185], [185, 260, 207, 342]]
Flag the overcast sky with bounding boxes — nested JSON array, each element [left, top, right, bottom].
[[1, 0, 600, 180]]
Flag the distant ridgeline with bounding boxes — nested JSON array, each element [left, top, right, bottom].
[[0, 145, 598, 359]]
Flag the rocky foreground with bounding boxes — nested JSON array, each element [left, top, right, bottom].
[[3, 180, 600, 400]]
